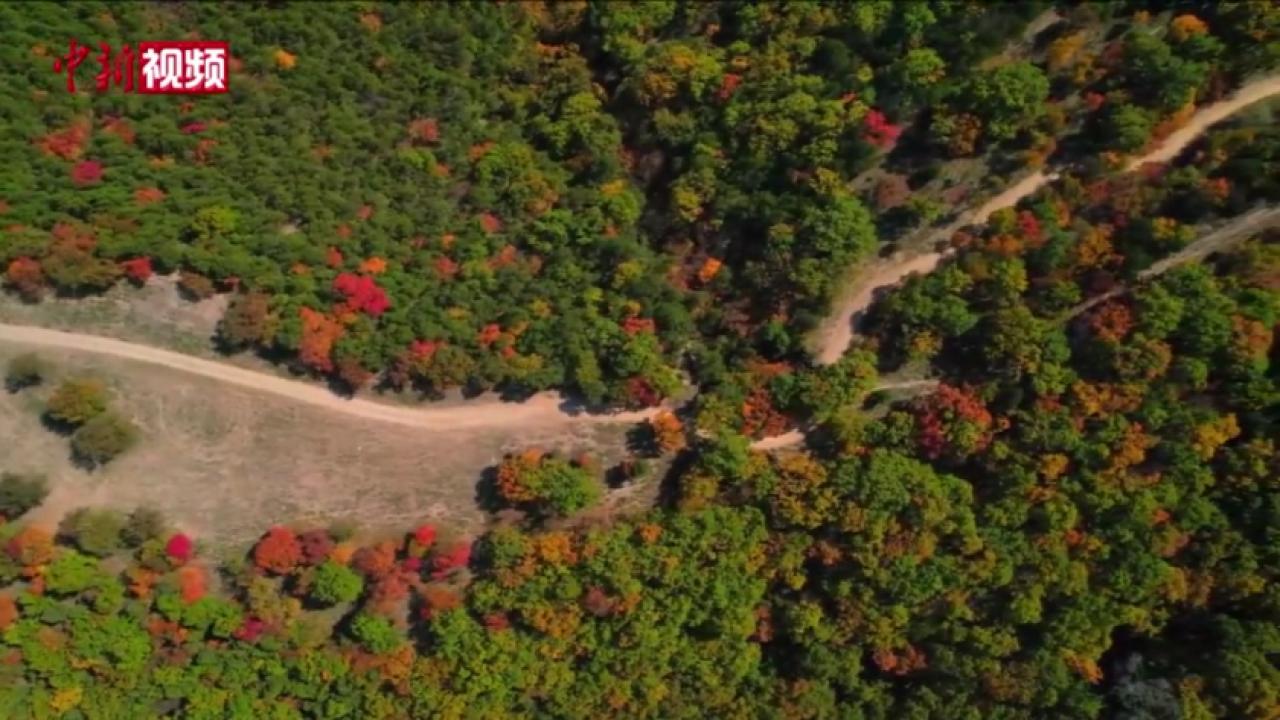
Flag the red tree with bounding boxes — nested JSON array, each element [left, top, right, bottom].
[[914, 384, 994, 461], [253, 527, 303, 575], [120, 257, 153, 285], [430, 542, 471, 580], [718, 73, 743, 101], [479, 213, 503, 234], [410, 524, 436, 555], [862, 110, 902, 149], [71, 160, 104, 186], [353, 540, 398, 580], [298, 529, 334, 565], [133, 187, 166, 206], [5, 257, 45, 300], [333, 273, 391, 316], [233, 617, 266, 643], [36, 119, 91, 160], [165, 533, 194, 565]]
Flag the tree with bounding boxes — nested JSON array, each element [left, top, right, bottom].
[[348, 612, 401, 653], [5, 353, 46, 392], [177, 271, 216, 301], [122, 507, 168, 548], [58, 508, 125, 557], [4, 257, 45, 301], [1104, 103, 1156, 153], [298, 307, 343, 373], [45, 377, 107, 426], [310, 561, 363, 606], [494, 450, 602, 516], [253, 526, 303, 575], [71, 412, 139, 467], [165, 533, 194, 565], [0, 473, 48, 520], [963, 61, 1049, 141], [647, 410, 687, 454], [218, 293, 276, 349]]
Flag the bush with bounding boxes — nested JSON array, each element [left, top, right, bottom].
[[71, 411, 139, 467], [122, 507, 168, 548], [5, 353, 46, 392], [310, 561, 364, 606], [46, 377, 108, 426], [0, 473, 48, 519], [59, 507, 125, 557], [178, 271, 216, 301]]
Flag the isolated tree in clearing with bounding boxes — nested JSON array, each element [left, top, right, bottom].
[[45, 377, 108, 426], [70, 411, 139, 467]]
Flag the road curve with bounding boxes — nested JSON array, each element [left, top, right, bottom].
[[0, 323, 659, 430], [812, 73, 1280, 366], [2, 78, 1277, 438]]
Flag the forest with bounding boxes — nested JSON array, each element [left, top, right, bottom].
[[1, 1, 1279, 719]]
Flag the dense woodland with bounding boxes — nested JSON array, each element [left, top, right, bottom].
[[1, 1, 1279, 719]]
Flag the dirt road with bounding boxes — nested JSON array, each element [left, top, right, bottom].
[[1, 77, 1276, 441], [1064, 206, 1280, 320], [0, 323, 659, 430], [812, 73, 1280, 366]]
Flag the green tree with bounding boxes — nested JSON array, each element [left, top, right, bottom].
[[45, 377, 108, 426], [58, 507, 125, 557], [310, 561, 364, 606], [963, 61, 1049, 141], [71, 411, 139, 467], [0, 473, 48, 519], [349, 613, 401, 654]]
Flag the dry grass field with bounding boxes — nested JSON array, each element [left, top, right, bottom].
[[0, 344, 637, 552]]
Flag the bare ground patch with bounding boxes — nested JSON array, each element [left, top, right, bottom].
[[0, 346, 639, 553]]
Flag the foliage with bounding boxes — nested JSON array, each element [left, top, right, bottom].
[[58, 507, 124, 557], [44, 377, 107, 426], [311, 561, 364, 606], [0, 4, 1278, 719], [0, 473, 47, 521], [70, 411, 139, 467], [493, 449, 602, 516]]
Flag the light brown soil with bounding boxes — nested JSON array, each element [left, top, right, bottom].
[[0, 349, 633, 548]]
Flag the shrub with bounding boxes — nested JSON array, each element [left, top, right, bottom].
[[5, 353, 46, 392], [0, 473, 48, 520], [58, 507, 125, 557], [122, 507, 168, 548], [46, 377, 108, 426], [71, 411, 139, 466]]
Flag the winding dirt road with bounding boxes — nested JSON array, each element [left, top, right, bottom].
[[812, 73, 1280, 366], [0, 77, 1276, 439], [0, 323, 659, 430]]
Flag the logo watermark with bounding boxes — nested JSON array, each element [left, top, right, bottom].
[[52, 39, 229, 94]]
